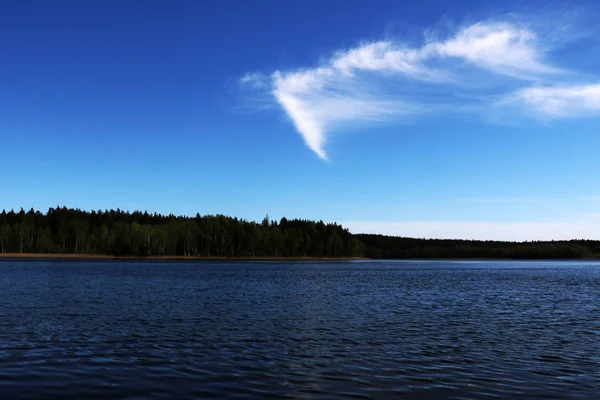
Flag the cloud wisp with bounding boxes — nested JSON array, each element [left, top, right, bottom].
[[240, 17, 598, 159], [510, 84, 600, 117]]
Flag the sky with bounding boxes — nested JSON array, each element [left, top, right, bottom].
[[2, 0, 600, 241]]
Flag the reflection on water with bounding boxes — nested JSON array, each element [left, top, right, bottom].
[[0, 260, 599, 399]]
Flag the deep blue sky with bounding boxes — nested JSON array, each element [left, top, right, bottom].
[[2, 0, 600, 240]]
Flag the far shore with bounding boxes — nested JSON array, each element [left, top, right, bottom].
[[1, 253, 600, 262], [0, 253, 368, 261]]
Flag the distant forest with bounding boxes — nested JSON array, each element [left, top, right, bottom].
[[1, 207, 599, 259]]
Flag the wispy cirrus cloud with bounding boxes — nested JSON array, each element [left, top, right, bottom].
[[240, 16, 598, 160], [508, 83, 600, 117], [239, 72, 270, 90], [427, 22, 564, 79], [270, 67, 419, 160]]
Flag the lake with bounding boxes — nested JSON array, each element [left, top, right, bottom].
[[1, 260, 599, 399]]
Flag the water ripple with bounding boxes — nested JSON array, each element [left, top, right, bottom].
[[0, 260, 599, 399]]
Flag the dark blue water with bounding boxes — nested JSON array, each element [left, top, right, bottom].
[[1, 260, 599, 399]]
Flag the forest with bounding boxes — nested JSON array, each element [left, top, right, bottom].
[[1, 207, 599, 259]]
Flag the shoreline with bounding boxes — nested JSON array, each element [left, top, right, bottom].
[[1, 253, 599, 262], [0, 253, 368, 261]]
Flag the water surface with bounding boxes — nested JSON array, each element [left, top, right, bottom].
[[1, 260, 599, 399]]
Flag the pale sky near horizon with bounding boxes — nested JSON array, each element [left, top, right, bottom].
[[2, 0, 600, 241]]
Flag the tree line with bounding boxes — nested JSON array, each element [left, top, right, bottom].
[[0, 207, 363, 258], [1, 207, 599, 259], [357, 234, 600, 259]]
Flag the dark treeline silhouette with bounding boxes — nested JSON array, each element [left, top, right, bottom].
[[357, 234, 600, 259], [0, 207, 363, 258], [1, 207, 599, 259]]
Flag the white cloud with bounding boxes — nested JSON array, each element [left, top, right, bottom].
[[330, 41, 451, 82], [241, 17, 595, 159], [510, 83, 600, 117], [343, 217, 600, 241], [239, 72, 269, 90], [271, 68, 416, 160], [430, 22, 563, 79]]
